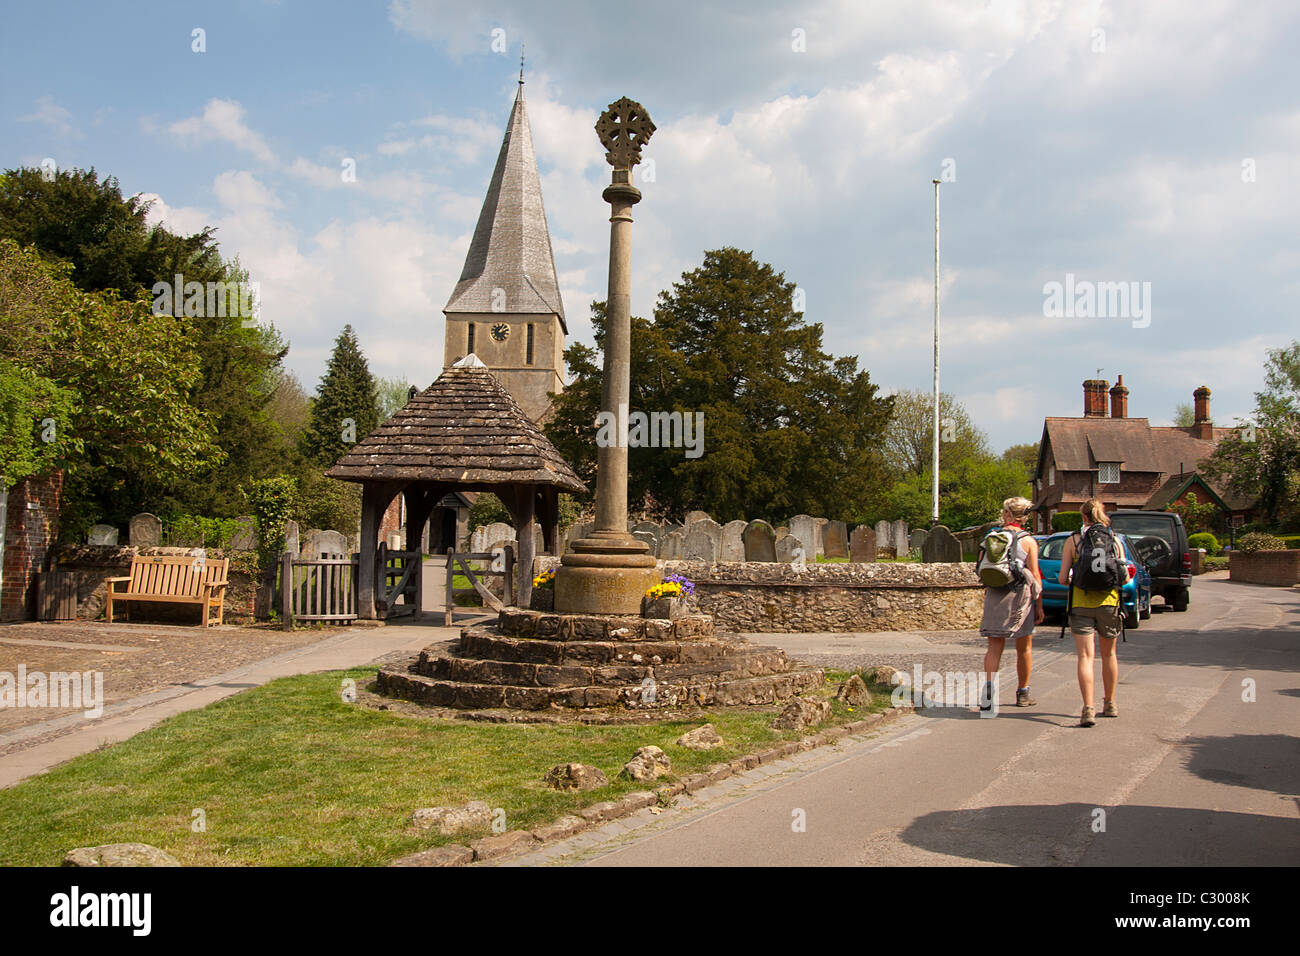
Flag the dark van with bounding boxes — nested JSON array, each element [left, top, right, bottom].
[[1109, 510, 1192, 611]]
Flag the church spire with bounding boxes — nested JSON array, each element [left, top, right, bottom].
[[443, 71, 566, 329]]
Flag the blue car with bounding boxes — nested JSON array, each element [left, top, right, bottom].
[[1034, 532, 1153, 629]]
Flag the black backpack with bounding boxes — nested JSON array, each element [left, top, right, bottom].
[[1071, 525, 1126, 591]]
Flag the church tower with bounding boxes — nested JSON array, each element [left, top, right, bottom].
[[443, 75, 566, 422]]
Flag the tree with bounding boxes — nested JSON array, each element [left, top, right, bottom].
[[298, 325, 380, 467], [0, 361, 76, 488], [1001, 441, 1040, 483], [1202, 341, 1300, 528], [546, 249, 895, 522], [375, 374, 415, 420], [1168, 491, 1220, 534], [883, 389, 990, 476], [1173, 402, 1195, 428]]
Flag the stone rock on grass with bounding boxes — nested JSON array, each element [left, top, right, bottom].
[[63, 843, 180, 867], [835, 673, 870, 706], [411, 800, 492, 836], [772, 696, 832, 731], [622, 745, 672, 781], [544, 763, 608, 791], [390, 845, 473, 867], [862, 664, 903, 687], [676, 724, 724, 751]]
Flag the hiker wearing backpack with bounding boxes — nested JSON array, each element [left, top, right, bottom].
[[978, 496, 1045, 712], [1058, 498, 1129, 727]]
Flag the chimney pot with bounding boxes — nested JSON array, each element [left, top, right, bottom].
[[1192, 385, 1212, 439], [1109, 374, 1129, 418], [1083, 379, 1109, 418]]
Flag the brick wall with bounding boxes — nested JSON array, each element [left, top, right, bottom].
[[1229, 550, 1300, 587], [1, 472, 64, 622]]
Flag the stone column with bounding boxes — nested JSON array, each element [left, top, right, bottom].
[[555, 97, 660, 615]]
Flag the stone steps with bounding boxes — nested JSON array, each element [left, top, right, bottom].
[[376, 664, 824, 712], [496, 608, 716, 642]]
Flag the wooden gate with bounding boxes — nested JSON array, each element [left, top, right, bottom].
[[280, 552, 357, 629], [376, 544, 422, 619], [443, 546, 514, 626]]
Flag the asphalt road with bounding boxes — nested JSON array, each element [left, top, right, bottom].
[[508, 574, 1299, 866]]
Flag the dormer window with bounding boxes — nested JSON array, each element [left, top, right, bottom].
[[1098, 461, 1120, 484]]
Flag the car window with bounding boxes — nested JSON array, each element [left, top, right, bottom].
[[1040, 537, 1067, 560], [1110, 515, 1176, 545]]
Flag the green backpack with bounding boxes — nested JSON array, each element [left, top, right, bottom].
[[977, 528, 1027, 588]]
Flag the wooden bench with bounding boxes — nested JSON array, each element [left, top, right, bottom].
[[105, 554, 229, 627]]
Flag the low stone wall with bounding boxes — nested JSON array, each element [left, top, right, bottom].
[[49, 545, 259, 623], [1229, 550, 1300, 587], [535, 557, 982, 633]]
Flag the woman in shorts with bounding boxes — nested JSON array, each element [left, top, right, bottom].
[[979, 496, 1044, 711], [1058, 498, 1127, 727]]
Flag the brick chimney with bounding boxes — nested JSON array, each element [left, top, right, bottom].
[[1192, 385, 1213, 439], [1109, 375, 1129, 418], [1083, 379, 1109, 418]]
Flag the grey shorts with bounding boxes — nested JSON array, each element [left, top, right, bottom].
[[1069, 605, 1121, 641]]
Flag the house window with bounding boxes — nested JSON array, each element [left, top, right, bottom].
[[1048, 465, 1055, 484], [467, 322, 476, 355], [1035, 478, 1041, 492], [1098, 461, 1120, 484], [526, 323, 534, 365]]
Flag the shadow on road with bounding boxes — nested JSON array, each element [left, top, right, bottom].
[[1182, 733, 1300, 797]]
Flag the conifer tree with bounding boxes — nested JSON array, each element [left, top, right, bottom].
[[298, 325, 380, 466]]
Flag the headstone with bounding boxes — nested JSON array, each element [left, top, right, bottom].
[[789, 515, 821, 557], [88, 524, 118, 546], [683, 526, 717, 563], [875, 521, 891, 550], [284, 520, 300, 556], [909, 528, 927, 553], [721, 520, 746, 562], [849, 525, 877, 563], [471, 526, 489, 553], [387, 531, 403, 550], [684, 510, 711, 527], [742, 520, 777, 562], [128, 513, 162, 548], [307, 529, 348, 558], [891, 519, 909, 557], [921, 524, 962, 563], [687, 517, 723, 557], [660, 530, 685, 560], [776, 526, 789, 540], [776, 534, 805, 564], [633, 521, 662, 553], [230, 515, 258, 552], [485, 522, 515, 547], [632, 530, 658, 556], [822, 520, 848, 558]]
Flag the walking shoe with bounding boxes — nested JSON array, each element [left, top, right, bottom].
[[979, 681, 994, 712], [1080, 706, 1096, 727], [1016, 689, 1037, 707], [1101, 700, 1118, 718]]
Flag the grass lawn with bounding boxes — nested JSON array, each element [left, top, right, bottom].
[[0, 667, 888, 866]]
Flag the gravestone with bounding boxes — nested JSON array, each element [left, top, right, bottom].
[[308, 529, 348, 557], [687, 517, 724, 558], [632, 531, 659, 556], [849, 525, 877, 563], [822, 520, 848, 558], [776, 534, 805, 564], [683, 526, 717, 563], [909, 528, 927, 553], [230, 515, 258, 552], [88, 524, 118, 546], [721, 520, 746, 562], [921, 524, 962, 563], [742, 520, 777, 562], [659, 530, 685, 560], [284, 520, 300, 556], [128, 513, 162, 548], [891, 519, 909, 557], [470, 526, 489, 553], [684, 510, 712, 527], [633, 521, 662, 553], [789, 515, 821, 557], [875, 521, 891, 550], [387, 531, 403, 550], [485, 522, 515, 547]]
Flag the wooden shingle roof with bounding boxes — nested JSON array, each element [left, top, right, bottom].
[[326, 355, 586, 492]]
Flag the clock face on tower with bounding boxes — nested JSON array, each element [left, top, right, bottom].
[[490, 322, 510, 342]]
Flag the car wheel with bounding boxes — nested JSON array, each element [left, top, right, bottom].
[[1171, 587, 1190, 612], [1124, 607, 1139, 629], [1140, 602, 1151, 620]]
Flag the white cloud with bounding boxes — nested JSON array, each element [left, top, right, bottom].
[[19, 95, 79, 137], [168, 99, 277, 164]]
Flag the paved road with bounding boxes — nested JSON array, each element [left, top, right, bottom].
[[509, 575, 1299, 866]]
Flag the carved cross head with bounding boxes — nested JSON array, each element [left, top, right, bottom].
[[595, 97, 656, 169]]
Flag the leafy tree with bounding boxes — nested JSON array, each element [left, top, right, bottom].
[[1001, 441, 1040, 482], [298, 325, 380, 467], [546, 249, 895, 522], [0, 360, 77, 488], [1202, 341, 1300, 528], [1168, 491, 1220, 534], [375, 375, 416, 420], [883, 389, 990, 477], [1173, 402, 1195, 428]]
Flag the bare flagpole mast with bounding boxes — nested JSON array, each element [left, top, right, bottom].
[[932, 178, 941, 526]]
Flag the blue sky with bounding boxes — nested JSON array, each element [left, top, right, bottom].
[[4, 0, 1299, 453]]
